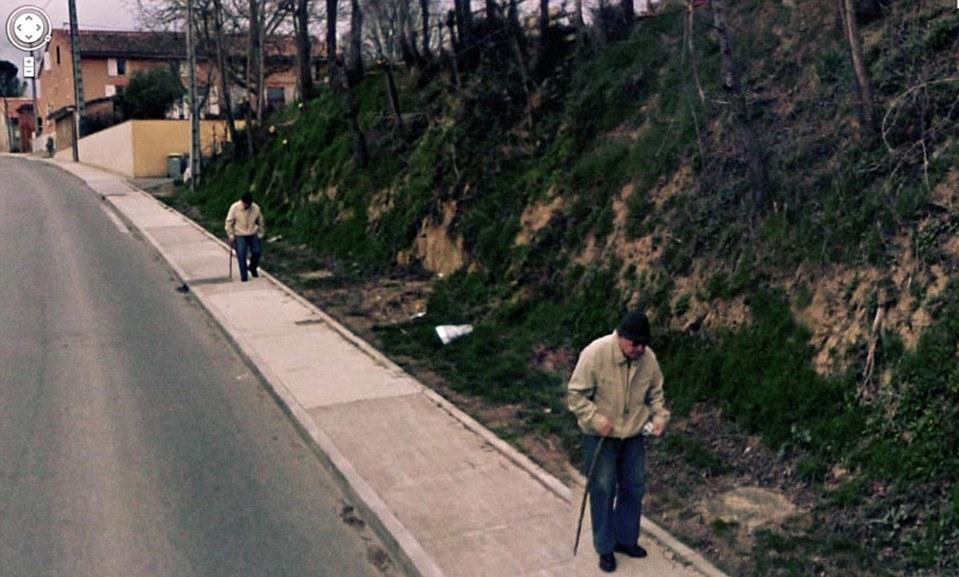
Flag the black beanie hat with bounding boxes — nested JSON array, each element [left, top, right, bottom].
[[617, 310, 651, 345], [241, 192, 253, 204]]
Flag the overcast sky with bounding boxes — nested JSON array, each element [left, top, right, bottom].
[[2, 0, 139, 79]]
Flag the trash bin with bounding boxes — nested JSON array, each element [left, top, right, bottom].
[[167, 153, 184, 182]]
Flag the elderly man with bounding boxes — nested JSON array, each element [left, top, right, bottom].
[[567, 310, 669, 573], [225, 192, 265, 282]]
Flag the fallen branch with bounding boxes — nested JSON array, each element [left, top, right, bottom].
[[860, 302, 885, 399], [881, 77, 959, 152]]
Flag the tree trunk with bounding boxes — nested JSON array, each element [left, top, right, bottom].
[[461, 0, 473, 44], [538, 0, 549, 45], [326, 0, 338, 83], [621, 0, 634, 29], [710, 0, 769, 215], [574, 0, 585, 44], [397, 0, 415, 67], [485, 0, 499, 20], [420, 0, 432, 58], [508, 0, 519, 28], [382, 60, 404, 130], [839, 0, 875, 134], [213, 0, 238, 153], [685, 0, 705, 104], [256, 7, 266, 121], [446, 9, 462, 86], [248, 0, 261, 121], [711, 0, 737, 94], [350, 0, 364, 76], [334, 60, 369, 166], [447, 9, 460, 52], [295, 0, 313, 100], [244, 100, 255, 155]]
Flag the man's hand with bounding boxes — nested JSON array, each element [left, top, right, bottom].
[[227, 234, 235, 244], [651, 422, 665, 437], [596, 415, 615, 437]]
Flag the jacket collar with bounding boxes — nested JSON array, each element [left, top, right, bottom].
[[610, 331, 631, 366]]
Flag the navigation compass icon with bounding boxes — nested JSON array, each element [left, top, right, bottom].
[[5, 5, 53, 52]]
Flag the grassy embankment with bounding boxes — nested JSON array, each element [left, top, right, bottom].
[[168, 1, 959, 574]]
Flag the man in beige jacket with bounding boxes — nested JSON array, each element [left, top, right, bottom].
[[567, 310, 669, 573], [225, 192, 265, 282]]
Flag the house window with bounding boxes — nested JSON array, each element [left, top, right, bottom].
[[266, 86, 285, 112], [105, 85, 117, 97], [56, 46, 60, 65], [44, 51, 51, 71], [108, 58, 127, 76]]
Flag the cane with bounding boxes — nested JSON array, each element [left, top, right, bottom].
[[573, 435, 606, 556], [228, 239, 234, 280]]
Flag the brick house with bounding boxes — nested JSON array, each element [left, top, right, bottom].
[[0, 97, 35, 153], [37, 29, 324, 148]]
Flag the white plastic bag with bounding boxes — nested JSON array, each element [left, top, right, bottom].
[[435, 324, 474, 345]]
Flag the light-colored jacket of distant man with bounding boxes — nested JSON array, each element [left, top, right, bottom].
[[225, 201, 265, 238]]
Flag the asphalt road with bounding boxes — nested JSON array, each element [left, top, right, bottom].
[[0, 157, 397, 577]]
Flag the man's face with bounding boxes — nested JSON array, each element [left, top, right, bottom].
[[617, 335, 646, 360]]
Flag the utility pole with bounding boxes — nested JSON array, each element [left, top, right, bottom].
[[68, 0, 83, 162], [30, 50, 40, 139], [186, 0, 200, 190]]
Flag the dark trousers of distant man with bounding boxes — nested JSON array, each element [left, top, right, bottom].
[[583, 433, 646, 555], [234, 235, 262, 281]]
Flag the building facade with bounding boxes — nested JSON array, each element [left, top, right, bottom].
[[37, 29, 322, 149]]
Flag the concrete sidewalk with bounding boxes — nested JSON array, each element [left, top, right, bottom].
[[49, 158, 729, 577]]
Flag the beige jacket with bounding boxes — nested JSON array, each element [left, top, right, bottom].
[[225, 201, 265, 238], [567, 332, 670, 438]]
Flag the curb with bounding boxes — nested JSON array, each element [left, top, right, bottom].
[[47, 159, 731, 577]]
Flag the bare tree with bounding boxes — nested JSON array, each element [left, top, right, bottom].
[[380, 58, 404, 130], [574, 0, 585, 44], [322, 0, 366, 164], [326, 0, 338, 82], [294, 0, 313, 100], [420, 0, 432, 58], [213, 0, 238, 148], [349, 0, 364, 76], [485, 0, 499, 20], [457, 0, 473, 47], [333, 56, 369, 165], [838, 0, 875, 134], [538, 0, 549, 47], [710, 0, 769, 216], [622, 0, 634, 28], [684, 0, 705, 104]]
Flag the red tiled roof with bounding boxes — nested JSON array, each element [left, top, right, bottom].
[[61, 29, 188, 59], [2, 97, 34, 119]]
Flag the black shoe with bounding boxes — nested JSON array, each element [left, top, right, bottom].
[[241, 277, 248, 282], [599, 553, 616, 573], [614, 543, 648, 558], [250, 268, 259, 278]]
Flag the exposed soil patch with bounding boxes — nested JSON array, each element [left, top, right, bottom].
[[701, 487, 799, 534]]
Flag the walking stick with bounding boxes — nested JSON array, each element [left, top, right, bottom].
[[574, 435, 606, 556], [228, 239, 234, 280]]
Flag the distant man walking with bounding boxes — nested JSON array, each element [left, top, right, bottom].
[[567, 310, 669, 573], [225, 192, 265, 282]]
